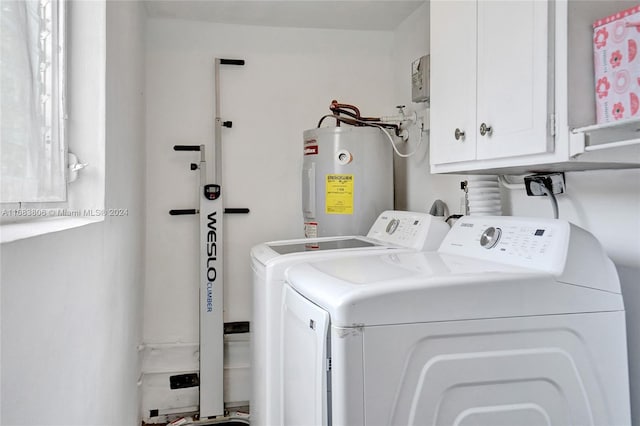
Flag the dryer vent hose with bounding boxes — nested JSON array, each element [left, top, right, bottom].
[[466, 175, 502, 216]]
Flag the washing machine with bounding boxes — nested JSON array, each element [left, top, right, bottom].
[[250, 210, 450, 426], [282, 215, 631, 426]]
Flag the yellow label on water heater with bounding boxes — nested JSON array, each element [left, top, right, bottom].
[[326, 174, 354, 214]]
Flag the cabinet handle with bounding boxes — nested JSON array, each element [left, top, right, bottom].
[[454, 128, 465, 141], [480, 123, 492, 136]]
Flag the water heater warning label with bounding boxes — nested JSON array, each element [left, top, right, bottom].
[[304, 139, 318, 155], [326, 174, 354, 214]]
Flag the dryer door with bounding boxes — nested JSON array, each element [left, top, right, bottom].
[[281, 284, 330, 426]]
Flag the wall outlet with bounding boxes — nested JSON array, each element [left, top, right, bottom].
[[524, 173, 565, 196]]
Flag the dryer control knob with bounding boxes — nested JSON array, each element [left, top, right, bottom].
[[480, 227, 501, 249]]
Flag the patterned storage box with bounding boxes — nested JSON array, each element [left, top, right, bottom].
[[593, 5, 640, 124]]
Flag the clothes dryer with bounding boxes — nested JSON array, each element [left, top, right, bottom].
[[250, 210, 449, 426], [282, 215, 630, 426]]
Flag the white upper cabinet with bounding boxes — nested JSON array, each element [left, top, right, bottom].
[[431, 0, 551, 171], [430, 0, 477, 166], [475, 1, 551, 160], [430, 0, 640, 174]]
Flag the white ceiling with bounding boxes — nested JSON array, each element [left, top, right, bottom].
[[143, 0, 426, 31]]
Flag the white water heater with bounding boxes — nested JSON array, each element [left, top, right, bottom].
[[302, 126, 393, 237]]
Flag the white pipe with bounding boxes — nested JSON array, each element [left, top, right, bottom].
[[372, 124, 423, 158], [379, 110, 417, 125]]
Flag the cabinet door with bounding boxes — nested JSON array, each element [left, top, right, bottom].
[[476, 0, 552, 160], [430, 0, 477, 165]]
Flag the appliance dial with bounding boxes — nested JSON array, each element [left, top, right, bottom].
[[480, 227, 501, 249], [386, 218, 400, 235]]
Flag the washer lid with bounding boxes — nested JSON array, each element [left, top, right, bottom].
[[285, 251, 624, 327], [268, 238, 377, 255], [250, 235, 391, 268]]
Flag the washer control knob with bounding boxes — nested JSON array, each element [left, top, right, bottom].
[[386, 218, 400, 235], [480, 227, 501, 249]]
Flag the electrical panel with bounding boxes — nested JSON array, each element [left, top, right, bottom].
[[411, 55, 429, 103]]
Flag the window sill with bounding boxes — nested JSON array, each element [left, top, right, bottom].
[[0, 216, 104, 244]]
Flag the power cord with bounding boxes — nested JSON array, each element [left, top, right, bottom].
[[529, 180, 559, 219]]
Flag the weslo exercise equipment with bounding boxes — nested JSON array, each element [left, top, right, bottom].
[[170, 58, 249, 422]]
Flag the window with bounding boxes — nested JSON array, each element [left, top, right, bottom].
[[1, 0, 66, 203], [1, 0, 105, 242]]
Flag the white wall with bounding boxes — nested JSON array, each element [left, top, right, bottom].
[[0, 2, 146, 425], [143, 18, 396, 394], [391, 3, 463, 215]]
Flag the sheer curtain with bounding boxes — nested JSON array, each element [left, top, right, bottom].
[[1, 0, 66, 203]]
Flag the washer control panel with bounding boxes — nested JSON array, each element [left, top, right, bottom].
[[439, 216, 570, 273], [367, 210, 449, 251]]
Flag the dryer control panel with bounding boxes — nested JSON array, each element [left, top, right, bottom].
[[367, 210, 449, 251], [438, 216, 571, 275]]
